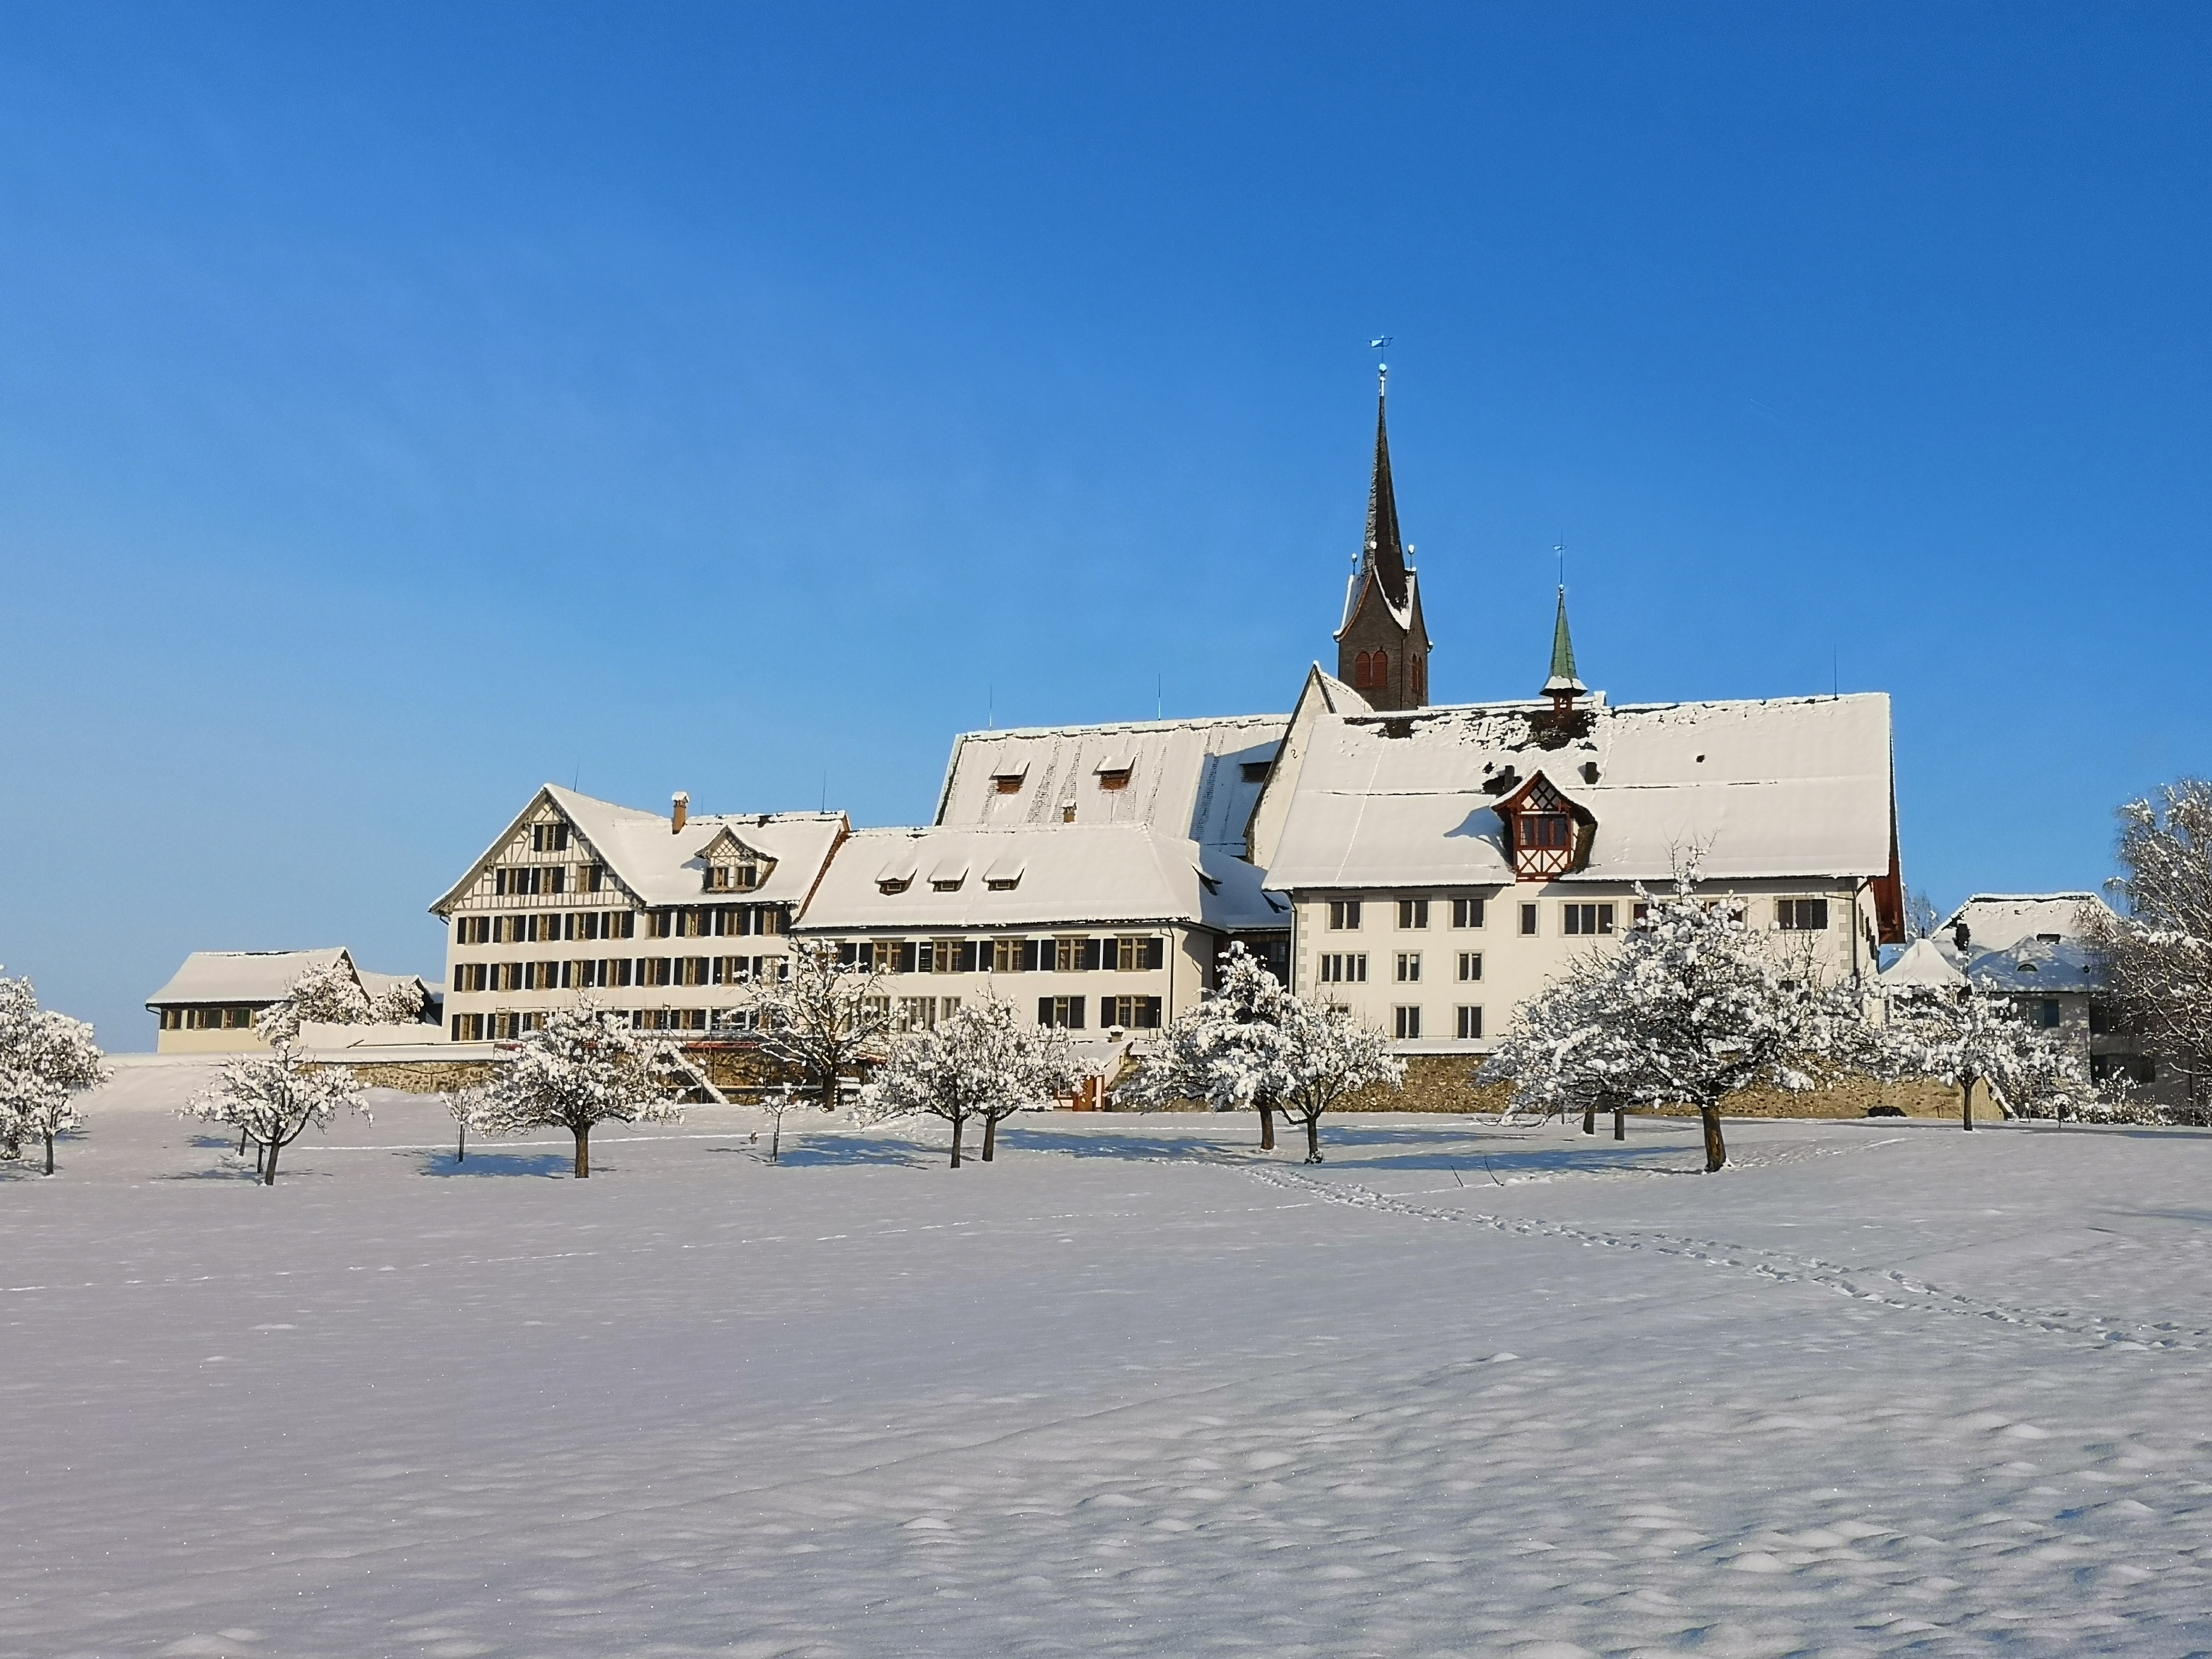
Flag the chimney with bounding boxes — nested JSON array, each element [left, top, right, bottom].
[[671, 791, 689, 834]]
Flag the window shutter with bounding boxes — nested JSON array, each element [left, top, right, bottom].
[[1084, 938, 1101, 971], [1070, 996, 1086, 1030], [1024, 939, 1041, 971], [899, 942, 917, 974], [1145, 937, 1165, 970]]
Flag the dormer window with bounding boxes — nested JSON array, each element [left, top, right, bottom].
[[699, 830, 773, 894], [1095, 756, 1133, 791], [991, 763, 1028, 796], [879, 877, 912, 896], [933, 877, 965, 892], [1498, 774, 1591, 882], [984, 851, 1024, 892]]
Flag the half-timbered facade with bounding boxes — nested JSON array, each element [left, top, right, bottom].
[[430, 786, 845, 1039]]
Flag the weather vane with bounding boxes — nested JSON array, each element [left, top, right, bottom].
[[1369, 335, 1392, 386]]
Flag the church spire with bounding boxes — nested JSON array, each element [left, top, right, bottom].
[[1360, 366, 1410, 612], [1543, 586, 1586, 713]]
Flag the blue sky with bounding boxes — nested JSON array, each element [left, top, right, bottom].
[[4, 3, 2208, 1047]]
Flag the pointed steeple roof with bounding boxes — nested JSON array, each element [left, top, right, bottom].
[[1359, 370, 1409, 612], [1543, 587, 1586, 696]]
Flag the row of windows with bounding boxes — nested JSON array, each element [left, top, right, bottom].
[[1324, 896, 1833, 937], [1319, 952, 1484, 985], [492, 863, 609, 896], [1376, 1006, 1484, 1041], [1030, 994, 1161, 1031], [451, 956, 785, 993], [1327, 897, 1489, 932], [455, 905, 783, 945], [158, 1005, 256, 1030], [833, 937, 1167, 974], [453, 1007, 722, 1041]]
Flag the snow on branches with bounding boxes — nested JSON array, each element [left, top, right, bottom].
[[2087, 779, 2212, 1115], [0, 968, 109, 1175], [746, 940, 891, 1110], [1119, 942, 1301, 1148], [470, 1001, 684, 1178], [255, 959, 373, 1047], [1877, 981, 2104, 1127], [1122, 945, 1403, 1162], [857, 997, 1083, 1167], [1481, 866, 1874, 1171], [187, 1045, 367, 1185]]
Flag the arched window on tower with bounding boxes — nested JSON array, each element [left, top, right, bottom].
[[1354, 651, 1372, 688], [1412, 655, 1426, 701], [1373, 650, 1389, 691]]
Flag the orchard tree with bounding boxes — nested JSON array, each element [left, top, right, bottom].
[[255, 959, 373, 1046], [1267, 994, 1405, 1164], [1879, 982, 2100, 1129], [1486, 868, 1871, 1173], [0, 971, 109, 1175], [1120, 943, 1297, 1149], [859, 998, 1083, 1167], [445, 1087, 481, 1163], [748, 940, 891, 1110], [470, 1002, 683, 1178], [366, 977, 426, 1025], [188, 1046, 367, 1185], [2086, 779, 2212, 1113]]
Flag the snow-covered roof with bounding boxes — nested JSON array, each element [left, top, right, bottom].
[[1936, 893, 2111, 993], [796, 824, 1284, 933], [1264, 692, 1895, 889], [145, 948, 354, 1008], [934, 714, 1290, 851], [431, 787, 848, 914], [1879, 937, 1968, 991]]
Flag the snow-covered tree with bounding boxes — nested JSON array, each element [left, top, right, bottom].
[[0, 971, 109, 1175], [445, 1087, 481, 1163], [858, 997, 1084, 1167], [187, 1046, 367, 1185], [746, 940, 891, 1110], [2085, 780, 2212, 1114], [469, 1002, 683, 1177], [757, 1084, 808, 1164], [255, 959, 373, 1046], [1483, 868, 1873, 1172], [366, 977, 426, 1026], [1878, 982, 2100, 1128], [1119, 942, 1298, 1149], [1266, 994, 1405, 1164]]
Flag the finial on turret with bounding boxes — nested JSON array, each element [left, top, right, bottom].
[[1543, 585, 1586, 714]]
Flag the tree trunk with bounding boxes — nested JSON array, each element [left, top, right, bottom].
[[256, 1139, 267, 1178], [821, 1070, 840, 1113], [457, 1118, 467, 1163], [769, 1114, 782, 1164], [263, 1134, 281, 1186], [43, 1132, 55, 1176], [982, 1111, 998, 1162], [1304, 1114, 1322, 1164], [238, 1125, 249, 1155], [574, 1124, 591, 1178], [1613, 1105, 1625, 1141], [1581, 1100, 1596, 1135], [1258, 1102, 1275, 1151], [950, 1113, 964, 1168], [1700, 1105, 1726, 1173], [1961, 1078, 1975, 1131]]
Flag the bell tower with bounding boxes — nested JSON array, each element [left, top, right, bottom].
[[1335, 364, 1432, 709]]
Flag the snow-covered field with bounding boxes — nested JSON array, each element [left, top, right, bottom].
[[5, 1065, 2211, 1657]]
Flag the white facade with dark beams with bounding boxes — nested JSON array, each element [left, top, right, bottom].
[[431, 785, 846, 1039]]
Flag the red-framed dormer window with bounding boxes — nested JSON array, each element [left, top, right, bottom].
[[1500, 775, 1588, 882]]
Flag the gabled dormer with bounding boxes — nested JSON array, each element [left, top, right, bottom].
[[1492, 771, 1595, 882], [697, 827, 775, 894]]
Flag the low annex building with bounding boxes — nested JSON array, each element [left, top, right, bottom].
[[1936, 893, 2162, 1094], [145, 948, 440, 1053]]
